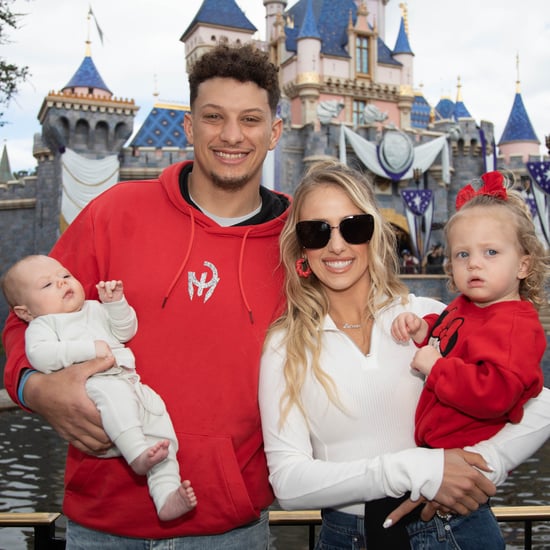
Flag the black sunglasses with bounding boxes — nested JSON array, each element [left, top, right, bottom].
[[296, 214, 374, 249]]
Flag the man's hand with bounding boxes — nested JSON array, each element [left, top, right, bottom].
[[24, 357, 114, 454], [383, 448, 496, 528], [434, 448, 495, 514]]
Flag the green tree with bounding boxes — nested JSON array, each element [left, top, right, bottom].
[[0, 0, 29, 127]]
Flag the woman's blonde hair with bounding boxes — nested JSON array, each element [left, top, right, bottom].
[[444, 176, 550, 308], [268, 160, 408, 426]]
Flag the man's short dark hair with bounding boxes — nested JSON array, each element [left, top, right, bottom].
[[189, 43, 280, 115]]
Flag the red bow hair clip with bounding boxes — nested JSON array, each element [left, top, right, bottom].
[[455, 171, 508, 210]]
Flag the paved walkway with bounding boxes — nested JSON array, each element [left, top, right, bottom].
[[0, 388, 17, 411]]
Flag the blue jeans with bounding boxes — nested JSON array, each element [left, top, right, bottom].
[[315, 508, 367, 550], [65, 509, 269, 549], [406, 503, 505, 550]]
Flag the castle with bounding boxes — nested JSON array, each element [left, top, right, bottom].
[[0, 0, 547, 327]]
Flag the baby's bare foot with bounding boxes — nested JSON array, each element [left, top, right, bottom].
[[159, 480, 197, 521], [130, 440, 170, 475]]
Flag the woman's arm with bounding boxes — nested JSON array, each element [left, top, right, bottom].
[[466, 386, 550, 485]]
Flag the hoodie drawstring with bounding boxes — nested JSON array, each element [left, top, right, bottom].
[[238, 228, 254, 324], [162, 207, 196, 308]]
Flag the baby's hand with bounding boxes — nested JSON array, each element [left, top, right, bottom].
[[97, 280, 124, 303], [410, 345, 441, 376], [95, 340, 112, 359], [391, 312, 424, 343]]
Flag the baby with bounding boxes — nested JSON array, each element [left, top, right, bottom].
[[1, 254, 197, 521]]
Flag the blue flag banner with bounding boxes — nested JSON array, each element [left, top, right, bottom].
[[526, 161, 550, 247], [401, 189, 434, 260], [401, 189, 433, 216], [525, 197, 537, 219], [527, 161, 550, 194]]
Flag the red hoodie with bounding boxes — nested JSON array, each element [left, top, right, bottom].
[[3, 161, 290, 537]]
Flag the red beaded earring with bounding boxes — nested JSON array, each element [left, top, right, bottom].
[[295, 257, 312, 278]]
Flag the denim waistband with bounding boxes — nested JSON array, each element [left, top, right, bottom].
[[322, 508, 364, 526]]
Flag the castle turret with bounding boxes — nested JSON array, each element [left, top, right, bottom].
[[296, 0, 322, 125], [181, 0, 257, 73], [392, 4, 415, 129], [37, 35, 138, 157], [498, 56, 540, 164]]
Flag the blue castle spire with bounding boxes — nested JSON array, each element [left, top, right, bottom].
[[298, 0, 321, 39], [393, 16, 413, 54], [63, 55, 111, 95]]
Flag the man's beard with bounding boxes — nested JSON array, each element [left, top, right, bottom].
[[210, 172, 250, 192]]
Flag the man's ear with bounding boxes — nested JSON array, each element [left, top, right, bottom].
[[13, 305, 33, 323]]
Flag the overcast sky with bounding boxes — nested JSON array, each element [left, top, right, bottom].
[[1, 0, 549, 173]]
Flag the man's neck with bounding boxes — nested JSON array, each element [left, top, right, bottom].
[[188, 173, 262, 218]]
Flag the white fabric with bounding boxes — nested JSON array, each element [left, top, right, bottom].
[[259, 293, 550, 516], [26, 299, 137, 373], [61, 148, 120, 225], [339, 125, 450, 184], [259, 295, 446, 516]]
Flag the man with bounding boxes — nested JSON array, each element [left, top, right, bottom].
[[3, 43, 288, 548]]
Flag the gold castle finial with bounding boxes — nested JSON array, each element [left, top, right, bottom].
[[399, 3, 409, 36], [456, 75, 463, 102], [516, 52, 521, 93]]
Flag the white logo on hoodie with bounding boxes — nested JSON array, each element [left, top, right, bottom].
[[188, 261, 220, 303]]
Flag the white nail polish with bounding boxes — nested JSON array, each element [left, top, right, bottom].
[[383, 518, 393, 529]]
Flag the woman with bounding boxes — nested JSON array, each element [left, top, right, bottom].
[[259, 160, 550, 549]]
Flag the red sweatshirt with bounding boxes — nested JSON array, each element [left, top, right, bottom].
[[3, 161, 290, 538], [415, 295, 545, 448]]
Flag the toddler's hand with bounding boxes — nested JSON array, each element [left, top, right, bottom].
[[391, 312, 424, 343], [411, 345, 441, 376]]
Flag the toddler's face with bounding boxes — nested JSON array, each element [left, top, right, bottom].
[[447, 206, 529, 307]]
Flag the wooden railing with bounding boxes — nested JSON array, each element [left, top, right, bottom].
[[2, 506, 550, 549]]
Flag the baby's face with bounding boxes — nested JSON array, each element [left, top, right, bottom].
[[17, 256, 86, 318]]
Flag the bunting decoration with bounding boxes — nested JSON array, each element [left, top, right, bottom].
[[526, 161, 550, 247], [400, 188, 434, 261]]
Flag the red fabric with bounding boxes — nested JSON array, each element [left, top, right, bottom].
[[3, 161, 289, 537], [415, 295, 545, 448]]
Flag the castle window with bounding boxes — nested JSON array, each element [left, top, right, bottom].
[[355, 36, 369, 74], [353, 100, 366, 127]]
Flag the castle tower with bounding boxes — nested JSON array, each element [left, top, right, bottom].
[[264, 0, 288, 44], [296, 0, 322, 126], [32, 12, 139, 246], [180, 0, 257, 73], [498, 55, 540, 165], [37, 41, 138, 157], [392, 3, 414, 129]]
